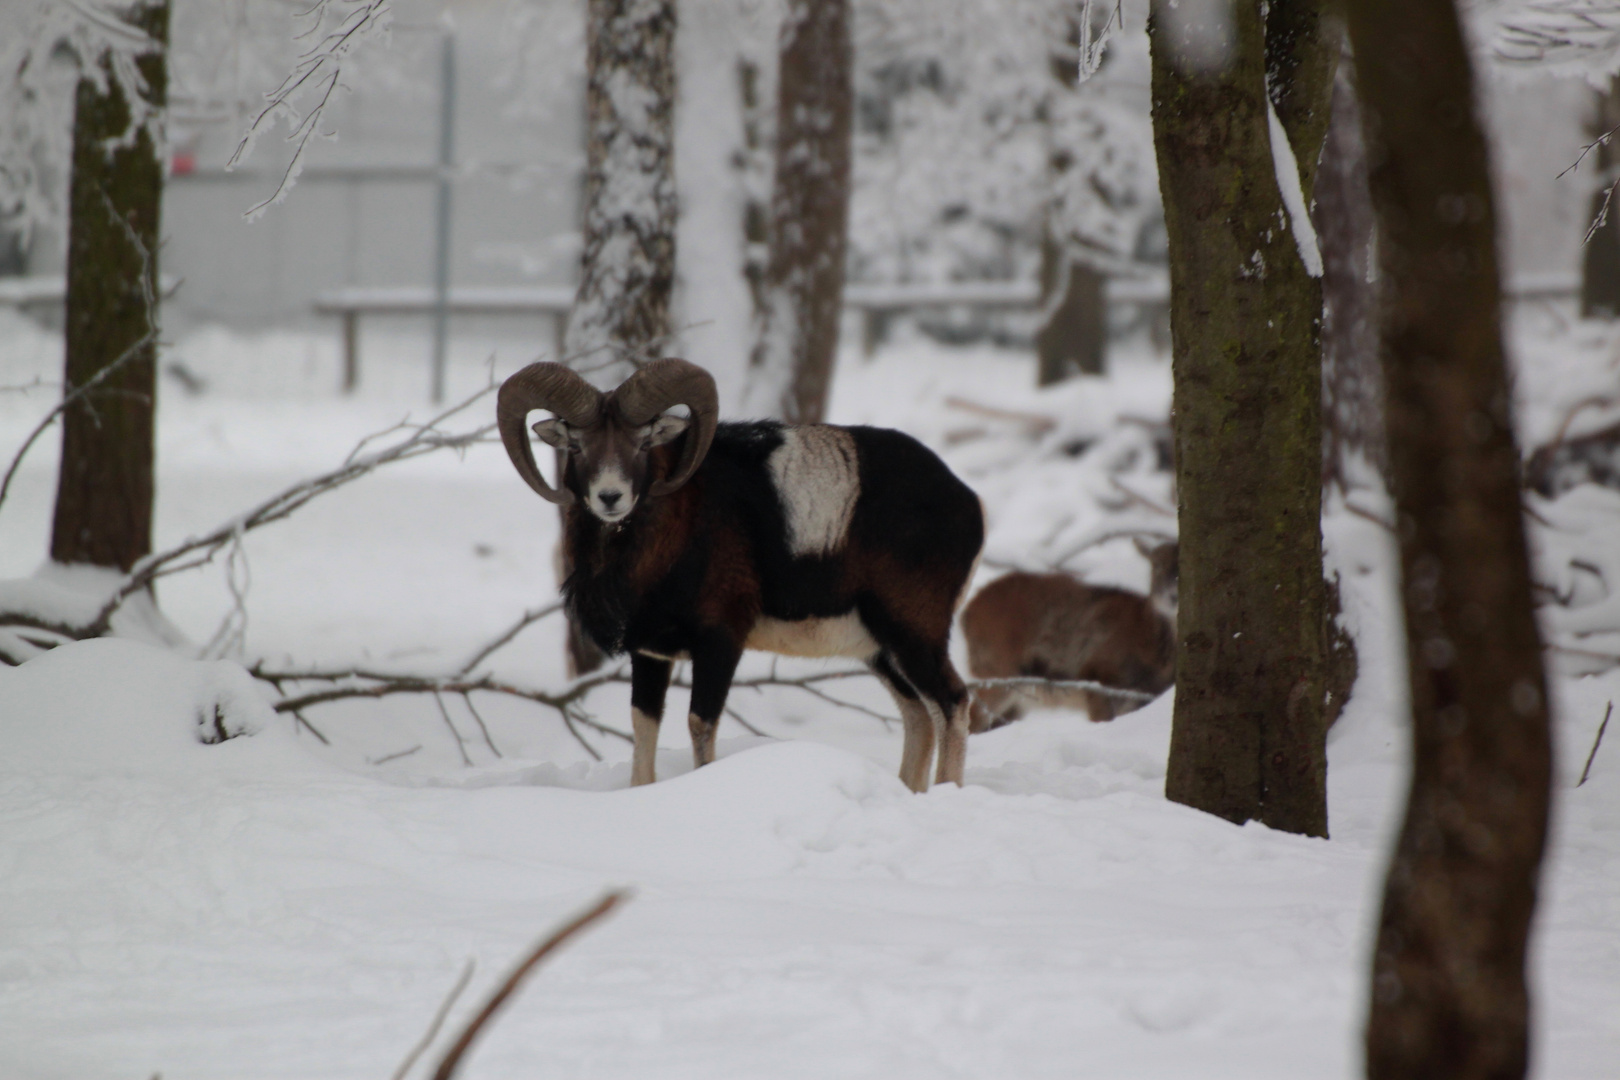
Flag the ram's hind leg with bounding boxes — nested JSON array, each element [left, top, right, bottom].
[[931, 658, 972, 786], [871, 652, 935, 793], [888, 644, 970, 788], [630, 652, 673, 787]]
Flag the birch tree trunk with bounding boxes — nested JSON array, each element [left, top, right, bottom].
[[1346, 1, 1554, 1075], [744, 0, 853, 424], [51, 0, 169, 573], [561, 0, 678, 675], [1148, 0, 1337, 837]]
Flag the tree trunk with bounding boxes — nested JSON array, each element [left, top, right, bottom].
[[1315, 54, 1385, 489], [1580, 186, 1620, 318], [1345, 2, 1554, 1077], [1580, 77, 1620, 318], [51, 0, 169, 573], [1035, 237, 1106, 385], [561, 0, 678, 676], [1315, 52, 1376, 732], [745, 0, 853, 424], [1149, 0, 1335, 838]]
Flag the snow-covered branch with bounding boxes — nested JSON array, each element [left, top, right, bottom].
[[0, 378, 498, 657], [225, 0, 393, 220], [0, 0, 167, 239], [1495, 1, 1620, 78]]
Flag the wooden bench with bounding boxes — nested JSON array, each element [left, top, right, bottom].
[[313, 285, 576, 391]]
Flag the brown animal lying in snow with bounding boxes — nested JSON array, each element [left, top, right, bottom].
[[962, 541, 1177, 730]]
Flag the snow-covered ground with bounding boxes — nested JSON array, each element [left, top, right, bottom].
[[1, 309, 1617, 1079]]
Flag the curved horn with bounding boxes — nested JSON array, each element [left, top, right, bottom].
[[609, 358, 719, 497], [496, 362, 604, 505]]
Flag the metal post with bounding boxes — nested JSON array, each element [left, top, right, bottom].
[[430, 30, 456, 403]]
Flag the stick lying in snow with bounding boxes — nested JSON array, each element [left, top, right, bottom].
[[970, 675, 1159, 707], [426, 891, 630, 1080], [391, 959, 475, 1080], [249, 661, 631, 761], [250, 658, 902, 762], [1578, 701, 1612, 788]]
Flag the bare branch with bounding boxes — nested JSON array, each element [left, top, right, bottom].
[[291, 709, 330, 745], [457, 602, 564, 676], [392, 959, 474, 1080], [723, 705, 767, 737], [428, 891, 630, 1080], [52, 381, 500, 640], [461, 694, 502, 759], [971, 674, 1159, 706], [1578, 701, 1613, 788], [433, 690, 473, 767], [227, 0, 394, 220], [369, 744, 423, 766]]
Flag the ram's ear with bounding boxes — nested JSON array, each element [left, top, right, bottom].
[[642, 413, 690, 449], [531, 418, 576, 450]]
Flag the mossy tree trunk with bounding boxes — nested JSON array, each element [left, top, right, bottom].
[[51, 1, 170, 573], [1148, 0, 1337, 837], [1345, 1, 1554, 1076], [745, 0, 853, 424]]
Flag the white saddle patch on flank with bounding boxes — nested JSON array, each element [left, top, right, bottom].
[[767, 426, 860, 557], [746, 613, 878, 659]]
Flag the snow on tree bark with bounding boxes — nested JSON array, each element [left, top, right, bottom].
[[1149, 0, 1336, 838], [51, 0, 169, 574], [1347, 1, 1554, 1076], [567, 0, 678, 379], [1314, 57, 1385, 488], [744, 0, 853, 424]]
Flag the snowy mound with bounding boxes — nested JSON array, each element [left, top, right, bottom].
[[0, 638, 301, 777]]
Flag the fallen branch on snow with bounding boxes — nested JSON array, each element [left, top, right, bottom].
[[0, 380, 501, 658], [425, 891, 630, 1080]]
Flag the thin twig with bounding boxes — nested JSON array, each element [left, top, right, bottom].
[[391, 959, 475, 1080], [1547, 642, 1620, 667], [457, 602, 564, 676], [1104, 475, 1173, 516], [1585, 178, 1618, 246], [1558, 121, 1620, 180], [724, 705, 767, 737], [429, 891, 630, 1080], [1578, 701, 1612, 788], [291, 709, 330, 745], [434, 690, 473, 767], [557, 709, 603, 761], [1050, 526, 1177, 569], [1342, 500, 1396, 532], [462, 694, 502, 758], [369, 744, 423, 766]]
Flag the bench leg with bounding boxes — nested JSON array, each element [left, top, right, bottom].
[[342, 311, 359, 393], [552, 310, 568, 361]]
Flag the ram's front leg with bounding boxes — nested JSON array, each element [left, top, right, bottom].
[[687, 633, 743, 770], [630, 652, 673, 786]]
